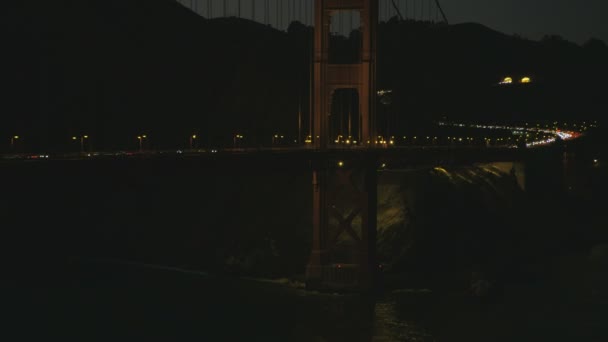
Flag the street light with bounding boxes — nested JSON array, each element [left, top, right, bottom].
[[10, 135, 19, 150], [189, 134, 197, 149], [233, 134, 244, 148], [72, 135, 89, 153], [137, 135, 148, 151]]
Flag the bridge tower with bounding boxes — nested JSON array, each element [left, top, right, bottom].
[[307, 0, 380, 292], [313, 0, 378, 148]]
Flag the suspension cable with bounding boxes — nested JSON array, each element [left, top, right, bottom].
[[391, 0, 404, 21], [434, 0, 449, 24]]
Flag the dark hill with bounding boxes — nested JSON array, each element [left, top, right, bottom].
[[1, 0, 606, 152]]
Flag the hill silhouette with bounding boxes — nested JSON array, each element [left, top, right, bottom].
[[1, 0, 606, 152]]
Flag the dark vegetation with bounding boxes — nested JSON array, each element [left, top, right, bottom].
[[1, 0, 607, 152]]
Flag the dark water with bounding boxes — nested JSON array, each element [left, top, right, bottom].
[[2, 133, 608, 340], [5, 258, 607, 341]]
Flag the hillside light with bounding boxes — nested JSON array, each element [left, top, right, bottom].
[[521, 77, 532, 84], [499, 77, 513, 85]]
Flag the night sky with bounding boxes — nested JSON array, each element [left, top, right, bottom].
[[441, 0, 608, 43], [179, 0, 608, 44]]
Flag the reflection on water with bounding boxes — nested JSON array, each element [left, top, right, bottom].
[[374, 299, 434, 342]]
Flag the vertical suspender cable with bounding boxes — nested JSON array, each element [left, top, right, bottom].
[[308, 0, 312, 26], [420, 0, 424, 21], [308, 0, 313, 140], [276, 0, 279, 28], [385, 0, 390, 21]]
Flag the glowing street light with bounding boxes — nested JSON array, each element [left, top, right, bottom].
[[10, 135, 19, 150], [137, 135, 148, 151], [233, 134, 244, 148], [189, 134, 197, 149], [72, 135, 89, 153]]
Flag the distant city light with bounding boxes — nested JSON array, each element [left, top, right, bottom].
[[521, 77, 532, 84]]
